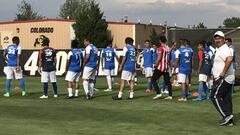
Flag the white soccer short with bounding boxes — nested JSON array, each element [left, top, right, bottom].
[[104, 69, 115, 76], [82, 67, 97, 80], [178, 73, 189, 83], [199, 74, 208, 82], [121, 70, 136, 81], [41, 71, 57, 83], [65, 71, 81, 82], [144, 67, 153, 78], [4, 66, 23, 80]]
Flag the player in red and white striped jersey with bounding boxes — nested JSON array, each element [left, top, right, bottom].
[[151, 36, 173, 100]]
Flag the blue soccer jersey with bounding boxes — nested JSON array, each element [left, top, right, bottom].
[[85, 44, 98, 69], [142, 48, 153, 68], [4, 44, 21, 67], [123, 45, 136, 72], [152, 48, 158, 64], [68, 48, 83, 72], [175, 47, 193, 74], [102, 47, 116, 70]]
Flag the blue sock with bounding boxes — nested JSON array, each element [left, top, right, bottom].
[[6, 79, 11, 92], [185, 86, 189, 97], [43, 83, 48, 96], [147, 81, 152, 90], [182, 91, 186, 98], [52, 82, 58, 95], [162, 81, 166, 92], [196, 83, 203, 99], [203, 82, 209, 99], [19, 79, 25, 91]]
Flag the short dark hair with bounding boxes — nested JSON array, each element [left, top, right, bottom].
[[71, 40, 79, 48], [159, 36, 167, 43], [226, 38, 232, 43], [84, 37, 91, 42], [145, 40, 150, 43], [42, 37, 50, 46], [199, 41, 206, 48], [125, 37, 134, 45], [12, 36, 20, 44]]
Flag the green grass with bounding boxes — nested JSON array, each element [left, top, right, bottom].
[[0, 76, 239, 135]]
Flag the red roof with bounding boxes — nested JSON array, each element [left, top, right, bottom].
[[0, 18, 137, 25]]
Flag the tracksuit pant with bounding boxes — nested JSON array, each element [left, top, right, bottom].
[[151, 69, 172, 96], [211, 79, 233, 118]]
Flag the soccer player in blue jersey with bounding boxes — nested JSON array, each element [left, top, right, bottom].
[[101, 42, 119, 92], [193, 41, 213, 101], [174, 39, 193, 102], [65, 40, 83, 99], [3, 36, 26, 97], [38, 37, 58, 99], [113, 37, 137, 100], [82, 38, 98, 100], [142, 40, 154, 93]]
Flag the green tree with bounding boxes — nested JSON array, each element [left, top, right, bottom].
[[149, 28, 160, 45], [196, 22, 207, 29], [72, 0, 112, 48], [59, 0, 80, 19], [14, 0, 43, 21], [223, 17, 240, 28]]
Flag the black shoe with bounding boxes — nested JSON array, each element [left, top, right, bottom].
[[112, 95, 122, 100], [65, 96, 74, 99], [227, 119, 234, 127], [219, 115, 234, 126]]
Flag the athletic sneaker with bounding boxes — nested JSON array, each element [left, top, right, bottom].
[[153, 94, 162, 100], [53, 95, 58, 98], [161, 89, 169, 94], [112, 95, 122, 100], [178, 98, 187, 102], [104, 89, 112, 92], [219, 115, 234, 126], [4, 92, 10, 97], [227, 119, 234, 127], [164, 96, 173, 100], [40, 95, 48, 99], [22, 91, 27, 97]]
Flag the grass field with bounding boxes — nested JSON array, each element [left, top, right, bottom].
[[0, 76, 239, 135]]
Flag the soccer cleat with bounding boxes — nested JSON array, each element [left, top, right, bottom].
[[53, 95, 58, 98], [4, 92, 10, 97], [219, 115, 234, 126], [193, 97, 203, 101], [112, 95, 122, 100], [145, 89, 152, 93], [178, 98, 187, 102], [104, 89, 112, 92], [40, 95, 48, 99], [22, 91, 27, 97], [164, 96, 173, 100], [227, 119, 234, 127], [153, 94, 162, 100]]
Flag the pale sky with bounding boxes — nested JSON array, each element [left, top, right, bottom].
[[0, 0, 240, 28]]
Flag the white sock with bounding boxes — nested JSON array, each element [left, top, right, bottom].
[[83, 81, 89, 95], [106, 76, 112, 89], [118, 91, 123, 98], [129, 92, 134, 98], [75, 89, 79, 97], [209, 80, 213, 89], [89, 82, 94, 96], [68, 88, 73, 97]]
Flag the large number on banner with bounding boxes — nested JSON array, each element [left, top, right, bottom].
[[56, 51, 68, 76], [24, 51, 39, 75]]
